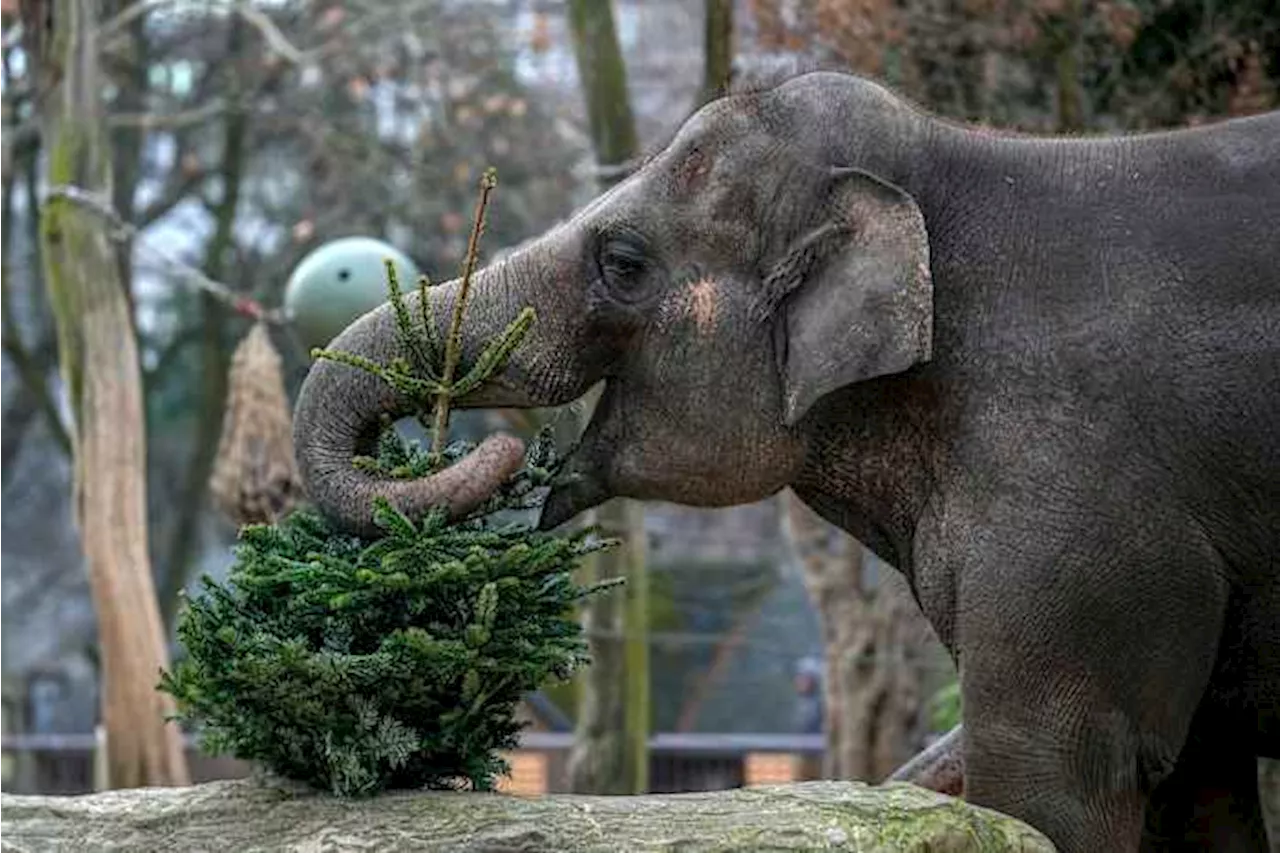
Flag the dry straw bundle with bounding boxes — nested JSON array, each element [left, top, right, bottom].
[[208, 322, 301, 526]]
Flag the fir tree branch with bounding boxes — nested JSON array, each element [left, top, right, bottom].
[[310, 347, 446, 400], [417, 274, 440, 374], [385, 260, 438, 383], [450, 308, 535, 399]]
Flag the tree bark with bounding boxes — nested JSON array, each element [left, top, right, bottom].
[[700, 0, 735, 106], [567, 499, 649, 795], [564, 0, 649, 795], [567, 0, 638, 173], [1052, 0, 1085, 133], [32, 0, 189, 789], [780, 493, 930, 782]]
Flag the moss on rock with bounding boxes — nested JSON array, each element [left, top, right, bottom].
[[1, 777, 1054, 852]]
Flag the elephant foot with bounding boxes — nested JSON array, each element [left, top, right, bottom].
[[888, 724, 965, 797]]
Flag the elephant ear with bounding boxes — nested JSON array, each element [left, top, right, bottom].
[[772, 167, 933, 426]]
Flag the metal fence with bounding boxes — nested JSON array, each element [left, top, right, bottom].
[[1, 732, 826, 797]]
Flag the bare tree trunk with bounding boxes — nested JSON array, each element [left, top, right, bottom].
[[567, 0, 638, 173], [780, 492, 929, 782], [31, 0, 189, 789], [565, 0, 649, 794], [568, 500, 648, 795], [1052, 0, 1085, 133], [700, 0, 734, 106]]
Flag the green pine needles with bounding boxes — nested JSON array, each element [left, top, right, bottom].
[[160, 497, 613, 796], [160, 169, 617, 796]]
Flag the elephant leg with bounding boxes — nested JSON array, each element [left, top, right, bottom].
[[1140, 717, 1269, 852], [940, 509, 1229, 852], [963, 700, 1154, 850]]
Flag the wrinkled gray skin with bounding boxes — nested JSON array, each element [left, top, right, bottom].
[[888, 723, 965, 797], [293, 72, 1280, 852]]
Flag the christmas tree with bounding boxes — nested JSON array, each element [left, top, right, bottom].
[[160, 170, 616, 796]]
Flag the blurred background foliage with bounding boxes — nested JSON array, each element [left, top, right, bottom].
[[750, 0, 1277, 130]]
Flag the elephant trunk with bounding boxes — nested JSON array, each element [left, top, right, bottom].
[[887, 724, 965, 796], [292, 265, 535, 538]]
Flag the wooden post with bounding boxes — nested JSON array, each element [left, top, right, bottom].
[[32, 0, 190, 789]]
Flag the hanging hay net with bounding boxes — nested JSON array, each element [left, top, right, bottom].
[[209, 322, 302, 527]]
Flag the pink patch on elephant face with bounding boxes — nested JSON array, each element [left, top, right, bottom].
[[687, 277, 720, 334], [656, 277, 722, 335]]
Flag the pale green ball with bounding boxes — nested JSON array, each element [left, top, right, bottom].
[[284, 237, 420, 351]]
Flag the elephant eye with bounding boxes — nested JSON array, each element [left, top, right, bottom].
[[598, 232, 648, 283]]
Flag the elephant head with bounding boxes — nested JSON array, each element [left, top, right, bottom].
[[292, 72, 934, 536]]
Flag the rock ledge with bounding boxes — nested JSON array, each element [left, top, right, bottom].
[[1, 777, 1054, 852]]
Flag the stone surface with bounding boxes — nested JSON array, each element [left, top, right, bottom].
[[0, 777, 1054, 852]]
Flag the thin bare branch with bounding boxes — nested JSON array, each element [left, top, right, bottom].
[[108, 98, 228, 130], [43, 184, 282, 323], [0, 274, 73, 459], [135, 165, 206, 229], [0, 321, 66, 475], [98, 0, 304, 66]]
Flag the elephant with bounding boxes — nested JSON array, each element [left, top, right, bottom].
[[292, 71, 1280, 852]]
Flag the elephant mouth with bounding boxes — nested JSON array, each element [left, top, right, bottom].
[[536, 383, 612, 530], [538, 464, 609, 530]]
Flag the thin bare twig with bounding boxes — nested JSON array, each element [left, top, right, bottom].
[[108, 98, 229, 130], [98, 0, 305, 66], [43, 184, 282, 323], [136, 165, 206, 229], [431, 168, 498, 455], [0, 330, 71, 458]]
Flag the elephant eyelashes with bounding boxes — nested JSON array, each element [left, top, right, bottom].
[[599, 237, 647, 280], [595, 230, 656, 306], [602, 248, 645, 280]]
